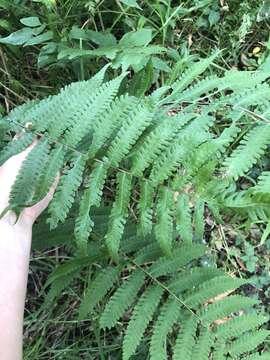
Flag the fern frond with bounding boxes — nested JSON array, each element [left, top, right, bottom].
[[63, 74, 125, 147], [186, 124, 240, 181], [194, 198, 205, 242], [33, 144, 65, 202], [24, 65, 109, 135], [253, 171, 270, 194], [176, 75, 220, 103], [175, 194, 193, 243], [9, 139, 50, 207], [88, 95, 139, 159], [172, 315, 198, 360], [100, 269, 145, 329], [227, 329, 270, 357], [123, 285, 164, 360], [0, 132, 35, 166], [214, 312, 268, 341], [78, 266, 120, 320], [105, 172, 132, 260], [137, 181, 154, 237], [134, 242, 163, 264], [106, 103, 153, 167], [149, 244, 206, 277], [219, 70, 269, 92], [230, 83, 270, 112], [150, 298, 180, 360], [168, 267, 223, 294], [222, 124, 270, 180], [130, 113, 193, 176], [199, 295, 258, 324], [149, 115, 214, 186], [2, 99, 39, 130], [191, 327, 214, 360], [171, 51, 219, 95], [212, 340, 226, 360], [75, 161, 109, 252], [184, 276, 248, 308], [48, 155, 86, 229], [155, 187, 174, 256]]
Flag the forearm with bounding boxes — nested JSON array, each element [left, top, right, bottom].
[[0, 220, 32, 360]]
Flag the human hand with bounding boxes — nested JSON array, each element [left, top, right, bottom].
[[0, 141, 59, 229], [0, 141, 59, 360]]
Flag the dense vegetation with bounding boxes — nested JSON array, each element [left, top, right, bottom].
[[2, 1, 270, 359]]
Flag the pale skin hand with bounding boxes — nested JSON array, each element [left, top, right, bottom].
[[0, 144, 58, 360]]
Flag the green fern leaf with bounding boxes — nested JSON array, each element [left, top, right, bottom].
[[45, 256, 94, 287], [137, 181, 154, 237], [168, 267, 223, 294], [212, 340, 226, 360], [222, 124, 270, 180], [219, 70, 269, 92], [191, 327, 214, 360], [172, 315, 198, 360], [79, 266, 121, 320], [155, 187, 174, 256], [0, 132, 35, 166], [149, 244, 206, 278], [134, 242, 163, 264], [33, 144, 65, 202], [199, 295, 258, 324], [223, 125, 270, 180], [43, 270, 80, 309], [253, 171, 270, 194], [75, 161, 109, 253], [149, 115, 213, 186], [88, 95, 139, 159], [105, 172, 132, 260], [64, 74, 126, 147], [175, 194, 193, 243], [227, 329, 270, 357], [48, 155, 86, 229], [3, 99, 39, 126], [194, 198, 205, 242], [184, 276, 248, 308], [230, 84, 270, 119], [131, 113, 193, 176], [215, 312, 268, 341], [100, 269, 145, 329], [28, 65, 109, 135], [150, 298, 180, 360], [123, 285, 164, 360], [176, 75, 220, 103], [9, 139, 50, 207], [106, 103, 153, 167], [171, 51, 219, 95]]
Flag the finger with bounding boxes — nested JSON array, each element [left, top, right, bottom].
[[0, 141, 38, 212], [22, 174, 60, 224], [8, 139, 38, 164]]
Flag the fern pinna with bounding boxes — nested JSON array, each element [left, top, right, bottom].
[[2, 53, 270, 255]]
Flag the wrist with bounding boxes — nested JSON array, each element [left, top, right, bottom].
[[0, 210, 33, 231], [0, 218, 32, 254]]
